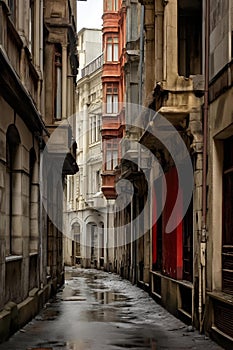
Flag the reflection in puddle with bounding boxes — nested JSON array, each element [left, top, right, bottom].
[[81, 307, 120, 322], [30, 340, 92, 350], [66, 340, 92, 350], [94, 291, 129, 304], [112, 337, 157, 349]]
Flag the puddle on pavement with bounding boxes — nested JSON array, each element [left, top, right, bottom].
[[29, 340, 92, 350], [62, 286, 82, 299], [94, 291, 128, 304], [28, 341, 66, 349], [112, 337, 157, 349], [80, 307, 120, 322]]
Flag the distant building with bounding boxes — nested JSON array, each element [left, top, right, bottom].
[[77, 28, 102, 80], [64, 28, 106, 269]]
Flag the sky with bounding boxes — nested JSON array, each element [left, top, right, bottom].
[[77, 0, 103, 32]]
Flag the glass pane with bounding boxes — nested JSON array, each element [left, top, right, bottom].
[[56, 66, 62, 119], [113, 95, 118, 113], [113, 44, 118, 61], [112, 150, 118, 169], [107, 95, 112, 113], [107, 43, 112, 61], [114, 0, 118, 11], [106, 0, 112, 11], [106, 151, 112, 170]]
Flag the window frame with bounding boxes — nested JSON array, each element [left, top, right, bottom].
[[104, 138, 118, 171], [106, 36, 119, 62], [29, 0, 35, 54], [105, 0, 118, 12], [106, 83, 119, 114], [54, 45, 62, 121], [8, 0, 16, 24], [6, 125, 21, 256]]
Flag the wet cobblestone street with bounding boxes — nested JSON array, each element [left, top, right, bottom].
[[0, 268, 223, 350]]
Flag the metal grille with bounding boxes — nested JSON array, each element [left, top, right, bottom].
[[214, 300, 233, 338]]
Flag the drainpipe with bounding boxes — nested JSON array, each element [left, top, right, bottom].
[[199, 0, 210, 332]]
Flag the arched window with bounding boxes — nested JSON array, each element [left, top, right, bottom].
[[6, 125, 21, 255]]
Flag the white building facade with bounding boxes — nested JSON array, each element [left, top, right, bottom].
[[64, 29, 108, 268]]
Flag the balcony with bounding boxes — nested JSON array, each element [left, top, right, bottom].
[[81, 53, 103, 78], [101, 172, 116, 199]]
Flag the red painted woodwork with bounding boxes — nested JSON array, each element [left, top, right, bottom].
[[152, 185, 157, 266], [162, 167, 183, 280], [101, 0, 126, 200]]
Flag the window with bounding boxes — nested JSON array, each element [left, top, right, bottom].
[[178, 0, 202, 77], [106, 84, 118, 114], [68, 175, 74, 202], [54, 45, 62, 120], [8, 0, 16, 24], [104, 139, 118, 170], [72, 223, 81, 256], [90, 114, 101, 144], [105, 0, 118, 12], [222, 136, 233, 295], [183, 198, 193, 282], [29, 148, 38, 253], [6, 125, 21, 256], [152, 176, 163, 272], [29, 0, 35, 53], [96, 170, 100, 192], [106, 37, 119, 62]]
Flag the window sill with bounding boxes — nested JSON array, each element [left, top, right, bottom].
[[5, 255, 23, 263], [102, 114, 119, 118], [104, 61, 119, 64], [89, 141, 101, 147], [207, 291, 233, 306], [29, 252, 38, 257], [150, 270, 193, 289]]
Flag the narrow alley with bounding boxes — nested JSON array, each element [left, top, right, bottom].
[[0, 268, 223, 350]]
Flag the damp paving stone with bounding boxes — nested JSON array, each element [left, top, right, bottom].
[[0, 267, 224, 350]]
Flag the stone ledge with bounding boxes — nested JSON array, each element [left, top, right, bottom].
[[207, 291, 233, 306], [0, 284, 52, 344]]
